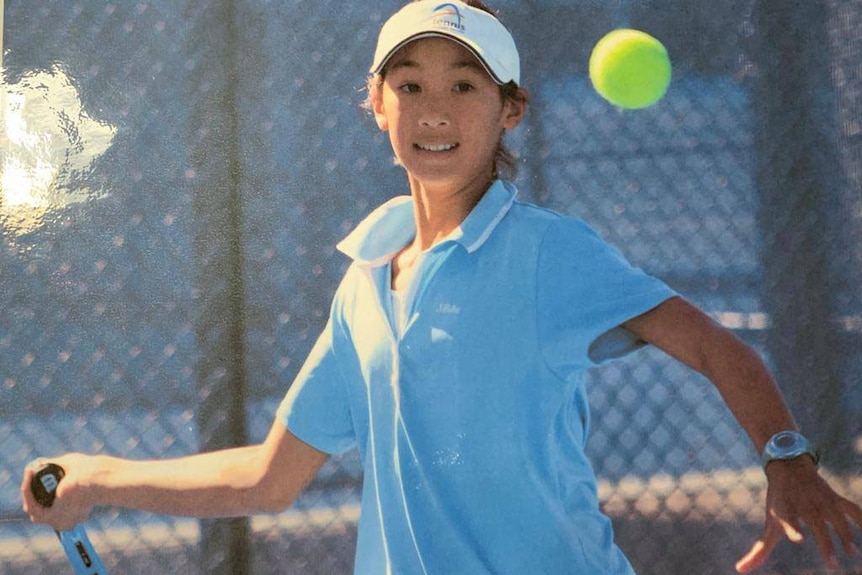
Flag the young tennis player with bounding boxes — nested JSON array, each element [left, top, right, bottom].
[[22, 1, 861, 573]]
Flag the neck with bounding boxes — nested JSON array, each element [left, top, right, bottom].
[[406, 174, 495, 250]]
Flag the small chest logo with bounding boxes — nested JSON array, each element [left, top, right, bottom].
[[436, 303, 461, 314]]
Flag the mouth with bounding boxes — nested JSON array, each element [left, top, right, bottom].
[[414, 143, 459, 153]]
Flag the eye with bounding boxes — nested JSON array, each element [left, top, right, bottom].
[[453, 82, 475, 93], [399, 83, 421, 94]]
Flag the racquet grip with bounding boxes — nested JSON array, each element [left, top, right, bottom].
[[30, 462, 66, 508]]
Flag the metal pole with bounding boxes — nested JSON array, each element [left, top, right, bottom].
[[753, 0, 852, 470], [186, 0, 251, 572]]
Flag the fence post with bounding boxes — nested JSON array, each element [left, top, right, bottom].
[[752, 0, 853, 470], [187, 1, 251, 572]]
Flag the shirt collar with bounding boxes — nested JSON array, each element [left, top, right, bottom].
[[337, 180, 517, 266]]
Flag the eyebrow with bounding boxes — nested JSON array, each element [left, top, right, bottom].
[[385, 58, 419, 74], [453, 60, 486, 74]]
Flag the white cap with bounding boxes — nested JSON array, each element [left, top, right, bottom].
[[370, 0, 520, 85]]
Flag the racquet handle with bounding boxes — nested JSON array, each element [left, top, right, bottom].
[[29, 461, 110, 575], [31, 462, 66, 507]]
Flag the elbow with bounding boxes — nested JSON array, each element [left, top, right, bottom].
[[694, 319, 754, 378], [212, 447, 296, 517], [240, 424, 329, 516], [700, 330, 771, 392], [251, 475, 304, 516], [245, 451, 305, 516]]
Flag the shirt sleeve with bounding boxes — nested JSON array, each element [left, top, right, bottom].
[[276, 311, 356, 455], [537, 216, 677, 375]]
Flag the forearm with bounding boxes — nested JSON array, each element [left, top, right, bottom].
[[89, 445, 273, 518], [625, 298, 798, 452], [696, 328, 798, 452]]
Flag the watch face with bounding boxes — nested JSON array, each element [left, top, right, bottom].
[[763, 431, 818, 468], [774, 432, 798, 449]]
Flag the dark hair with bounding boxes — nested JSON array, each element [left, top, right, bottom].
[[493, 81, 526, 179], [364, 0, 526, 179]]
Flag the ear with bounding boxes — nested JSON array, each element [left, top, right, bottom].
[[500, 87, 529, 130], [370, 82, 389, 132]]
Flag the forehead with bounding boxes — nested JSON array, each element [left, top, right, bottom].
[[385, 37, 487, 74]]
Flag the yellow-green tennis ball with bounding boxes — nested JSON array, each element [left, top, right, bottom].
[[589, 29, 672, 109]]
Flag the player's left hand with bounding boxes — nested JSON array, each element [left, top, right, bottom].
[[735, 456, 862, 573]]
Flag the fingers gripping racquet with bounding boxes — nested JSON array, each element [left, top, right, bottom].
[[30, 463, 109, 575]]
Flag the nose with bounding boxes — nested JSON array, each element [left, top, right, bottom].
[[419, 95, 450, 128], [420, 116, 449, 128], [420, 114, 450, 128]]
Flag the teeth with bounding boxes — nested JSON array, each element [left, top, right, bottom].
[[418, 143, 456, 152]]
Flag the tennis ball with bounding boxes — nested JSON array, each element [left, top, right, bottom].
[[589, 29, 671, 109]]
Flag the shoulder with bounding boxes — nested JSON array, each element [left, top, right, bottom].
[[507, 197, 564, 225], [500, 199, 599, 243], [488, 200, 615, 268], [506, 199, 598, 235], [533, 211, 637, 282], [513, 203, 609, 256]]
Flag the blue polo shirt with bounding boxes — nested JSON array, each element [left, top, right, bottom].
[[277, 181, 676, 574]]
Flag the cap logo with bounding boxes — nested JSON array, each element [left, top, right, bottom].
[[431, 3, 466, 32]]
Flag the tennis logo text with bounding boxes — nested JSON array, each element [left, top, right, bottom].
[[431, 3, 466, 31]]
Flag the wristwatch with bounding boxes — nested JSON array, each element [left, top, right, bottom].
[[761, 430, 820, 469]]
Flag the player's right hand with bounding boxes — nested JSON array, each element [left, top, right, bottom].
[[21, 454, 97, 531]]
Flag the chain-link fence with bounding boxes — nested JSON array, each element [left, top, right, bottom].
[[1, 1, 860, 574]]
